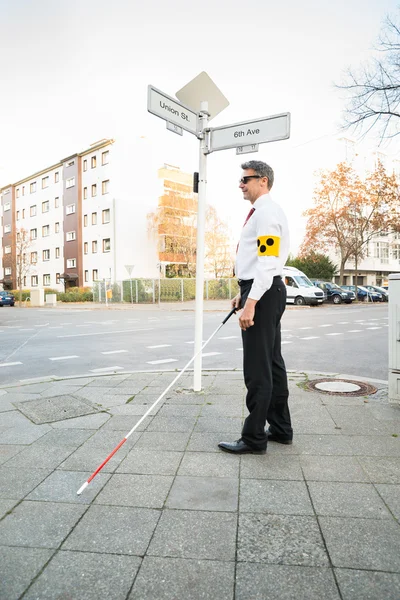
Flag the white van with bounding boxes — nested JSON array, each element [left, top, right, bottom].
[[283, 266, 325, 306]]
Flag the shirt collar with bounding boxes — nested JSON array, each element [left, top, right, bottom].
[[252, 193, 270, 210]]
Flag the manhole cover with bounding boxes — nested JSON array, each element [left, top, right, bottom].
[[15, 395, 99, 424], [305, 379, 377, 396]]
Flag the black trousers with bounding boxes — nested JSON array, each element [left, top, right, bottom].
[[239, 277, 292, 450]]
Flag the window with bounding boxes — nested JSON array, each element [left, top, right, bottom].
[[84, 270, 89, 282], [43, 249, 50, 261], [67, 258, 76, 268], [4, 267, 11, 276], [4, 224, 11, 233], [66, 177, 75, 189], [66, 204, 76, 215], [102, 238, 111, 252], [102, 180, 109, 195], [83, 159, 87, 171], [93, 269, 98, 280], [55, 247, 60, 258], [83, 187, 88, 199], [66, 231, 76, 241], [102, 150, 109, 165], [92, 240, 98, 253], [4, 245, 11, 254], [43, 274, 51, 286], [42, 200, 49, 213], [3, 202, 10, 211], [55, 197, 59, 208], [56, 273, 61, 283], [22, 209, 25, 219], [392, 244, 400, 260], [92, 212, 97, 225], [31, 252, 37, 264], [30, 205, 37, 217], [102, 208, 110, 224], [30, 182, 37, 193], [42, 225, 50, 237], [23, 276, 26, 286], [67, 160, 75, 167], [91, 184, 97, 197], [30, 228, 37, 240], [84, 242, 88, 254], [55, 222, 60, 233], [22, 186, 25, 196], [16, 232, 20, 241], [374, 242, 389, 263], [16, 210, 20, 220], [55, 172, 59, 183], [16, 188, 20, 198], [42, 176, 49, 189], [31, 275, 38, 287], [91, 155, 97, 168], [84, 214, 88, 227]]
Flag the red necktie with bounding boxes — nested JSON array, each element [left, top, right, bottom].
[[236, 207, 255, 255]]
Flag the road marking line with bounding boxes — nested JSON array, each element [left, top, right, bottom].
[[366, 327, 381, 330], [300, 336, 319, 340], [282, 341, 292, 344], [48, 327, 63, 329], [61, 322, 73, 325], [147, 344, 172, 349], [325, 332, 343, 336], [58, 328, 153, 338], [338, 322, 349, 324], [202, 352, 222, 357], [147, 359, 178, 365], [218, 336, 239, 340], [101, 350, 129, 355], [34, 324, 49, 327], [347, 330, 361, 333], [185, 341, 205, 344], [90, 366, 125, 372], [236, 348, 243, 351], [49, 355, 79, 361], [19, 329, 35, 331], [319, 324, 333, 328], [299, 327, 312, 330], [0, 362, 22, 367]]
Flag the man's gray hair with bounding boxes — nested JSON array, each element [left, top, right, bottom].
[[241, 160, 274, 190]]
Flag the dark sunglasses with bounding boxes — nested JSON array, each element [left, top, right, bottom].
[[239, 175, 261, 184]]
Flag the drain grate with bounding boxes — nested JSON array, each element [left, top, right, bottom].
[[305, 378, 377, 397]]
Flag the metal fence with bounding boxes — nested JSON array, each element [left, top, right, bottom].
[[93, 278, 240, 304]]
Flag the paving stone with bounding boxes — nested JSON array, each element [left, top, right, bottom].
[[0, 467, 50, 499], [47, 412, 110, 429], [63, 505, 160, 555], [8, 383, 53, 395], [241, 454, 303, 480], [375, 484, 400, 520], [358, 457, 400, 483], [0, 422, 52, 444], [102, 414, 152, 431], [236, 563, 340, 600], [87, 376, 133, 387], [0, 410, 33, 427], [335, 568, 400, 600], [95, 394, 135, 408], [167, 476, 238, 511], [23, 550, 141, 600], [39, 384, 83, 397], [300, 456, 370, 482], [292, 434, 355, 456], [187, 431, 241, 452], [109, 404, 158, 416], [194, 416, 243, 433], [0, 444, 26, 466], [27, 470, 111, 504], [4, 444, 76, 470], [344, 435, 400, 457], [308, 482, 391, 518], [135, 431, 191, 451], [240, 480, 314, 515], [117, 449, 183, 475], [0, 498, 18, 519], [164, 393, 206, 405], [0, 546, 53, 600], [55, 377, 96, 386], [129, 556, 235, 600], [158, 404, 201, 417], [0, 397, 19, 412], [319, 516, 400, 571], [178, 451, 240, 478], [147, 509, 237, 560], [325, 406, 390, 435], [0, 500, 86, 548], [0, 392, 42, 404], [94, 473, 173, 508], [238, 513, 329, 566], [58, 443, 131, 473], [34, 428, 95, 447], [289, 414, 340, 435], [146, 415, 198, 432], [80, 429, 139, 450]]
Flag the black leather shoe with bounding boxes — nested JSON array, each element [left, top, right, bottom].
[[218, 439, 266, 455], [266, 429, 293, 445]]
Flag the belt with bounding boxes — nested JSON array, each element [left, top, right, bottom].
[[238, 276, 282, 286]]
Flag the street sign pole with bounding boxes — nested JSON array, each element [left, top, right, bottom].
[[193, 102, 209, 391]]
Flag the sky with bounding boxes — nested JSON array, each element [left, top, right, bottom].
[[1, 0, 399, 253]]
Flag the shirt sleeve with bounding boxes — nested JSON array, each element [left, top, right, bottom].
[[248, 208, 282, 301]]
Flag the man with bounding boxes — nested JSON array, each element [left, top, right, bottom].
[[218, 160, 293, 454]]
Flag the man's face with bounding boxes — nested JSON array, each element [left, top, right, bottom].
[[239, 169, 268, 203]]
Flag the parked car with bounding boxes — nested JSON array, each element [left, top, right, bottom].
[[365, 285, 389, 301], [283, 267, 325, 306], [341, 285, 382, 302], [0, 291, 15, 307], [311, 280, 354, 304]]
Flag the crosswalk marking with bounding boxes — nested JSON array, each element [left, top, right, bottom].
[[218, 336, 239, 340], [301, 336, 319, 340], [90, 366, 125, 372], [366, 327, 381, 330], [319, 324, 333, 328], [326, 332, 343, 336], [101, 350, 129, 355], [0, 362, 22, 368], [347, 330, 361, 333], [147, 344, 172, 349], [202, 352, 222, 357], [49, 355, 79, 361], [147, 359, 178, 365]]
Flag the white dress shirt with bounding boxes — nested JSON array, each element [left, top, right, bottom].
[[235, 193, 290, 301]]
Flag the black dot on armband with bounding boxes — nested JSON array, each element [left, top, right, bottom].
[[266, 238, 274, 246], [260, 245, 266, 253], [257, 239, 260, 247]]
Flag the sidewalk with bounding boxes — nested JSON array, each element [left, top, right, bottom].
[[0, 369, 399, 599]]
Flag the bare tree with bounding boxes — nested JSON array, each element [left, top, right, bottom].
[[3, 228, 33, 306], [338, 13, 400, 140]]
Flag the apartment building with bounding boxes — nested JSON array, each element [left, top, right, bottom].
[[0, 139, 121, 291]]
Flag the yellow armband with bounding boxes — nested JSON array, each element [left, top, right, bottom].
[[257, 235, 280, 257]]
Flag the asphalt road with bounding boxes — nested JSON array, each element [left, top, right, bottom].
[[0, 303, 389, 385]]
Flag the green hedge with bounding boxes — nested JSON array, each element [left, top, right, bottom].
[[57, 287, 93, 302]]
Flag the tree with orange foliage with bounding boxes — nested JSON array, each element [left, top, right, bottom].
[[301, 160, 400, 284]]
